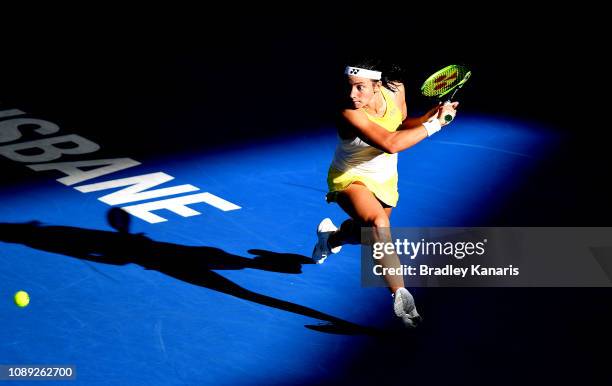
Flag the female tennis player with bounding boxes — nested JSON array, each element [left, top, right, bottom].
[[312, 59, 459, 327]]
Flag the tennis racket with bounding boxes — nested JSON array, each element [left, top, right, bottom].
[[421, 64, 471, 123]]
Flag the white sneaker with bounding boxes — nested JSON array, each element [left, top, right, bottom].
[[311, 218, 342, 264], [393, 287, 422, 328]]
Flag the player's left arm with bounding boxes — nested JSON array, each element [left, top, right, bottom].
[[391, 82, 426, 130], [399, 101, 458, 130], [391, 82, 458, 130]]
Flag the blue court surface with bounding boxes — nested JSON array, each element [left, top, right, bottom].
[[2, 7, 612, 384], [5, 110, 603, 385]]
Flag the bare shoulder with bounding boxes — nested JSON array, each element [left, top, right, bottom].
[[341, 108, 369, 124], [386, 82, 405, 99], [341, 108, 363, 117], [386, 82, 407, 120], [388, 81, 405, 91]]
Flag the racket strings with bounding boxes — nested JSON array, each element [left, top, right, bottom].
[[421, 65, 469, 97]]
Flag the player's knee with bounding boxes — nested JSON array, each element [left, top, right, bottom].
[[369, 214, 390, 229]]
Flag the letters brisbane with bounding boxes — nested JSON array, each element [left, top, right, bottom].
[[0, 108, 241, 223]]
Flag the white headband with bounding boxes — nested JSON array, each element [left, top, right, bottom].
[[344, 66, 382, 80]]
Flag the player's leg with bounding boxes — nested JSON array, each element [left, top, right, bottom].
[[327, 218, 360, 246], [313, 182, 388, 263], [384, 206, 392, 219], [328, 183, 403, 290], [328, 191, 393, 249], [328, 184, 420, 327]]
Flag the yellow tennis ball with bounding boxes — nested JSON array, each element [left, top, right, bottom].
[[14, 290, 30, 307]]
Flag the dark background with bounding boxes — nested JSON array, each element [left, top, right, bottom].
[[1, 7, 608, 225]]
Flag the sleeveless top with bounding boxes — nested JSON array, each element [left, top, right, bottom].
[[330, 87, 403, 183]]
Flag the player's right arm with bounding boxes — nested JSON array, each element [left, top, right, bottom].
[[340, 109, 428, 154]]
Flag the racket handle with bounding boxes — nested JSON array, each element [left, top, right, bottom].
[[443, 100, 454, 122]]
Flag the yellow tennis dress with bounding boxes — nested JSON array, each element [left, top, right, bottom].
[[327, 87, 403, 207]]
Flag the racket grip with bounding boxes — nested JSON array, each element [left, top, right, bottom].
[[443, 100, 454, 122]]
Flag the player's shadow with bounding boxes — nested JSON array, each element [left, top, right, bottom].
[[0, 220, 381, 336]]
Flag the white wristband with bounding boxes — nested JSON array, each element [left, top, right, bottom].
[[422, 118, 442, 137]]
